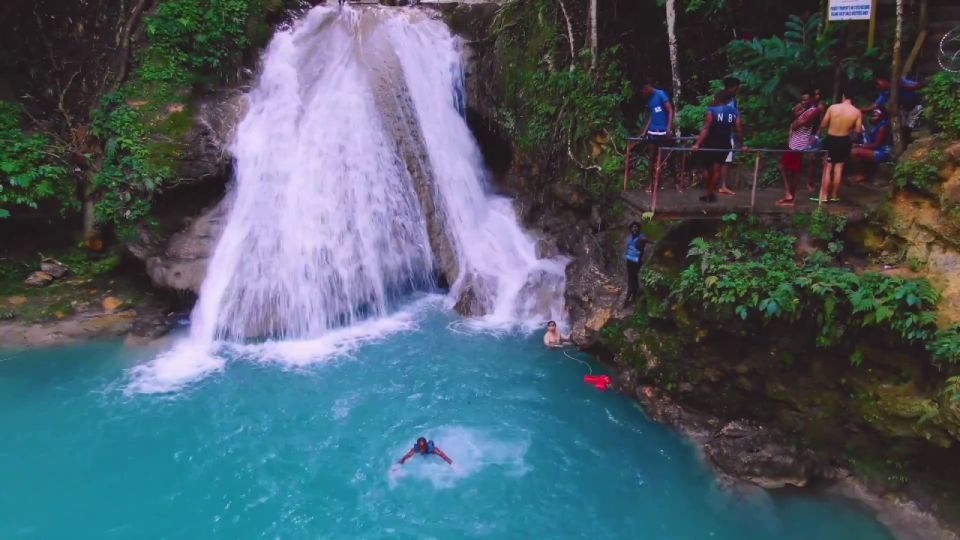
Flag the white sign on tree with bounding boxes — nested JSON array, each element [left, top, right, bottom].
[[828, 0, 873, 21]]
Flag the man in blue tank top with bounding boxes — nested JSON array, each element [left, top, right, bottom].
[[398, 437, 453, 465], [692, 91, 742, 203], [640, 80, 675, 191], [623, 221, 650, 307], [718, 77, 743, 195]]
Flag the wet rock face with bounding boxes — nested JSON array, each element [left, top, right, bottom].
[[173, 93, 246, 188], [138, 199, 230, 293], [879, 137, 960, 326], [127, 92, 244, 293]]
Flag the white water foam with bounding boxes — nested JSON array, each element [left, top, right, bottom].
[[387, 425, 530, 489], [128, 5, 566, 393], [126, 295, 440, 395]]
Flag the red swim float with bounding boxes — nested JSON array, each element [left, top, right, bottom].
[[583, 374, 612, 390]]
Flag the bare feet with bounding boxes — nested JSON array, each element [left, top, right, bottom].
[[718, 186, 736, 195], [775, 197, 795, 206]]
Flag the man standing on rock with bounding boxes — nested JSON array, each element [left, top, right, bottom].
[[814, 87, 862, 204], [623, 222, 650, 307], [639, 80, 674, 192]]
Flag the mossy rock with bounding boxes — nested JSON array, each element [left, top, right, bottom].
[[856, 383, 956, 448]]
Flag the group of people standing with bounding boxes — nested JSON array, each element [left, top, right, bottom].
[[639, 74, 921, 206], [639, 77, 742, 203]]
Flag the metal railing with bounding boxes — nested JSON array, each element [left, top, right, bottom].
[[623, 140, 826, 213]]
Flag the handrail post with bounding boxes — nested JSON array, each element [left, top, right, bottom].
[[679, 152, 687, 192], [652, 147, 663, 214], [750, 151, 761, 211], [623, 140, 633, 192]]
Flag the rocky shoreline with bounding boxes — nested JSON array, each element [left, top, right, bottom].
[[617, 367, 957, 540]]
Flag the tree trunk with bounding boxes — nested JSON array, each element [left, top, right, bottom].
[[589, 0, 598, 69], [81, 169, 102, 251], [665, 0, 681, 134], [891, 0, 904, 156], [557, 0, 577, 72]]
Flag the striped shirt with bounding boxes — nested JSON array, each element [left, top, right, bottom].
[[788, 107, 818, 151]]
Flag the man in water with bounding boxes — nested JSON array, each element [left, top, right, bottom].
[[398, 437, 453, 465], [815, 87, 862, 204], [543, 320, 573, 347], [623, 221, 650, 307]]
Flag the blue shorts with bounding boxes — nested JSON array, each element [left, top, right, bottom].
[[874, 148, 891, 163]]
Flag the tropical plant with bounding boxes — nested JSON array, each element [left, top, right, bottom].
[[930, 325, 960, 365], [0, 102, 73, 218], [893, 149, 944, 191], [674, 217, 940, 348], [492, 0, 631, 193], [677, 14, 879, 145], [921, 72, 960, 139]]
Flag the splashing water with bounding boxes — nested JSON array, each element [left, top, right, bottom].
[[131, 6, 566, 392]]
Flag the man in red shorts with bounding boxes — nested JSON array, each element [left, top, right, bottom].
[[777, 92, 818, 206]]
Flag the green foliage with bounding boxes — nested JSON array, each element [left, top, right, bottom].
[[492, 0, 630, 194], [929, 325, 960, 366], [0, 102, 73, 218], [893, 150, 943, 191], [921, 72, 960, 139], [792, 207, 847, 241], [674, 217, 940, 348], [944, 376, 960, 403], [90, 0, 296, 234], [678, 14, 877, 146], [141, 0, 271, 86], [91, 93, 168, 236]]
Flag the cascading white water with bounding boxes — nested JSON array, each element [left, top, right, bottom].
[[382, 14, 567, 326], [130, 5, 566, 392]]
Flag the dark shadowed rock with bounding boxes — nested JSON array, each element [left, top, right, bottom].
[[453, 274, 494, 317], [704, 419, 819, 489], [40, 259, 70, 279]]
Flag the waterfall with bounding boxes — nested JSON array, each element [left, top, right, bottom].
[[130, 5, 566, 392]]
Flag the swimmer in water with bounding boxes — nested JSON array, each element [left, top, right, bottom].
[[398, 437, 453, 465], [543, 320, 573, 348]]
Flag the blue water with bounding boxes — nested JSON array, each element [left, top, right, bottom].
[[0, 308, 893, 539]]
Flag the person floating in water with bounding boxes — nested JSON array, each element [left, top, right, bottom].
[[398, 437, 453, 465], [543, 320, 573, 348]]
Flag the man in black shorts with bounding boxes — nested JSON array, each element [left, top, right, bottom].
[[815, 88, 862, 203], [692, 91, 741, 203]]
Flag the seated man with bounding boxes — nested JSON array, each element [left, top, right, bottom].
[[543, 320, 572, 348], [849, 108, 892, 183], [398, 437, 453, 465]]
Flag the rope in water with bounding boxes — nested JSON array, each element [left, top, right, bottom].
[[562, 348, 592, 375]]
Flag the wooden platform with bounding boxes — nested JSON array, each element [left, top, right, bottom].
[[621, 181, 890, 220]]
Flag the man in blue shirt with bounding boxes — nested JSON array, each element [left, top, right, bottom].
[[718, 76, 743, 195], [623, 221, 650, 307], [640, 80, 674, 191], [861, 74, 923, 143]]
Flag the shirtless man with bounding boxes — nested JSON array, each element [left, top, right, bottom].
[[543, 321, 572, 348], [815, 88, 862, 204]]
